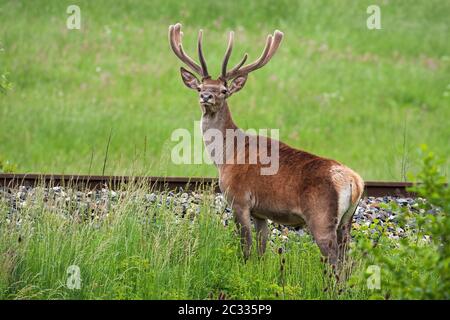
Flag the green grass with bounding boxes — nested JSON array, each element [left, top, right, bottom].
[[0, 184, 346, 299], [2, 182, 442, 300], [0, 0, 449, 179]]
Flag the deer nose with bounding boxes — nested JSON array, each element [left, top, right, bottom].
[[200, 92, 213, 101]]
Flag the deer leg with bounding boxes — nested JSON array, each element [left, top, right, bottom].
[[337, 222, 352, 264], [337, 202, 358, 266], [335, 221, 353, 283], [254, 217, 268, 256], [309, 220, 338, 267], [233, 206, 252, 260]]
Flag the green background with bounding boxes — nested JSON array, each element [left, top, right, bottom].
[[1, 0, 449, 180]]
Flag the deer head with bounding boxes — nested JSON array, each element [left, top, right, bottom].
[[168, 23, 283, 114]]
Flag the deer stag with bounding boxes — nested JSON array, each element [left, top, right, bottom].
[[168, 23, 364, 267]]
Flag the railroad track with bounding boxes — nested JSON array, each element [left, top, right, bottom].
[[0, 173, 416, 197]]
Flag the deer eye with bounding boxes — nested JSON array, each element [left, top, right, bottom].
[[197, 87, 201, 92], [221, 89, 228, 94]]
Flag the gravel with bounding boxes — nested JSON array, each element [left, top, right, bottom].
[[0, 186, 431, 241]]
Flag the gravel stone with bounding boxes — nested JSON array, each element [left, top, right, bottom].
[[0, 186, 437, 241]]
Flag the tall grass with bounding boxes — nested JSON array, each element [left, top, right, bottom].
[[0, 182, 376, 299], [1, 180, 445, 300]]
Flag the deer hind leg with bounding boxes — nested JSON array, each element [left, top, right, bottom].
[[334, 202, 359, 285], [254, 217, 268, 256], [309, 217, 338, 267], [233, 205, 252, 261], [337, 203, 358, 264], [337, 222, 351, 264]]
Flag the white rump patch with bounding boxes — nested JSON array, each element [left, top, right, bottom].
[[337, 183, 352, 225], [329, 165, 352, 225]]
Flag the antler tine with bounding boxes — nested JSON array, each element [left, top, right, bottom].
[[197, 29, 209, 78], [226, 53, 248, 76], [225, 30, 283, 80], [221, 31, 234, 80], [168, 23, 203, 76], [225, 34, 272, 80], [169, 24, 184, 59], [262, 30, 283, 65]]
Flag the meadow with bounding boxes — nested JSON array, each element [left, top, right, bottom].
[[0, 157, 447, 300], [0, 1, 449, 301], [0, 0, 449, 180], [1, 183, 369, 299]]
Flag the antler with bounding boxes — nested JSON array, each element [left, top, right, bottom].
[[169, 23, 209, 78], [222, 30, 283, 81]]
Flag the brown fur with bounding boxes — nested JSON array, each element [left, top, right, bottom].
[[212, 104, 364, 265]]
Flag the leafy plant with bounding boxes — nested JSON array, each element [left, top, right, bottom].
[[0, 72, 12, 94], [353, 145, 449, 299], [0, 156, 18, 173]]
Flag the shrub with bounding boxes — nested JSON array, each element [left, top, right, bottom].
[[352, 145, 449, 299]]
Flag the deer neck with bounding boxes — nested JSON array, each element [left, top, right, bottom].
[[200, 101, 240, 169]]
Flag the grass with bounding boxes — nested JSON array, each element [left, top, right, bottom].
[[1, 182, 441, 300], [0, 184, 345, 299], [0, 0, 449, 180], [2, 141, 447, 300], [1, 182, 445, 300]]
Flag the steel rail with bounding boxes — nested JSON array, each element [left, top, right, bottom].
[[0, 173, 417, 197]]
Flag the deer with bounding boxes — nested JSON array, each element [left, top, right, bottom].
[[168, 23, 364, 268]]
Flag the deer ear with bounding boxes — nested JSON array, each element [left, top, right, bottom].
[[180, 67, 200, 90], [228, 75, 248, 95]]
